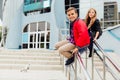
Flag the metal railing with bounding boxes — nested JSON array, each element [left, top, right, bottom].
[[93, 41, 120, 80], [59, 28, 91, 80], [62, 48, 91, 80], [59, 29, 120, 80], [76, 51, 91, 80]]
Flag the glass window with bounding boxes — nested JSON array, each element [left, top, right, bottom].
[[34, 34, 36, 42], [24, 0, 52, 16], [71, 0, 79, 4], [46, 32, 50, 42], [30, 34, 36, 42], [23, 24, 28, 32], [46, 43, 49, 49], [38, 33, 40, 42], [40, 43, 44, 48], [24, 0, 30, 5], [22, 21, 50, 49], [71, 4, 79, 9], [30, 0, 35, 3], [38, 21, 45, 31], [65, 0, 79, 14], [37, 0, 40, 2], [30, 44, 33, 48], [30, 23, 37, 32], [65, 0, 70, 5], [30, 35, 33, 42], [43, 0, 50, 8], [47, 22, 50, 30], [43, 7, 51, 13], [41, 33, 45, 42], [65, 6, 69, 12], [23, 44, 28, 48], [109, 5, 114, 8]]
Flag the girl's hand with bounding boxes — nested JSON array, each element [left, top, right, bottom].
[[93, 38, 97, 41]]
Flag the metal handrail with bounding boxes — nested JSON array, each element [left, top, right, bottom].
[[59, 28, 120, 80], [95, 49, 120, 73], [59, 29, 91, 80], [76, 52, 91, 80], [94, 41, 120, 80], [94, 41, 120, 73], [64, 49, 91, 80]]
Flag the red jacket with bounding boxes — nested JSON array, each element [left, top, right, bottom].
[[73, 19, 90, 48]]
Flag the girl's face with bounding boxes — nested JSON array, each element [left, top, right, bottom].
[[67, 10, 78, 22], [88, 9, 96, 19]]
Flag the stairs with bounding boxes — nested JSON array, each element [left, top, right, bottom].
[[94, 54, 103, 71], [93, 52, 120, 80], [0, 49, 63, 71]]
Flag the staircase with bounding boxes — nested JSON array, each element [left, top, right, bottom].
[[94, 53, 103, 71], [0, 49, 68, 80], [93, 52, 120, 80], [0, 49, 63, 71]]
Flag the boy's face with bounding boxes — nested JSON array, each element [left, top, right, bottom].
[[67, 10, 78, 22]]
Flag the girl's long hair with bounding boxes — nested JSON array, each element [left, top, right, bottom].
[[85, 8, 97, 29]]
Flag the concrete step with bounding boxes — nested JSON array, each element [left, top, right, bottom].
[[0, 59, 61, 65], [0, 55, 60, 61], [0, 49, 58, 54], [93, 53, 104, 72], [0, 64, 62, 70], [0, 70, 67, 80], [0, 52, 59, 56], [0, 49, 63, 71]]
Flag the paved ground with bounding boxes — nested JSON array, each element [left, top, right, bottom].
[[0, 70, 67, 80]]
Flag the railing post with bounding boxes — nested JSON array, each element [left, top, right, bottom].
[[65, 66, 67, 76], [74, 53, 77, 80], [85, 49, 88, 69], [103, 55, 106, 80], [92, 47, 94, 80], [68, 67, 70, 80]]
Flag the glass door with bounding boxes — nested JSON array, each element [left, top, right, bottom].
[[29, 32, 36, 48], [22, 21, 50, 49]]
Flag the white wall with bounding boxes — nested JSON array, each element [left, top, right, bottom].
[[0, 19, 2, 26], [80, 0, 120, 20], [3, 0, 23, 49], [80, 0, 104, 20]]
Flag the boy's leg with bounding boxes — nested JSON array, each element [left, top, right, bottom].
[[58, 42, 75, 58], [54, 40, 69, 49]]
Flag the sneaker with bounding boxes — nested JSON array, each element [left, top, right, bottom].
[[88, 49, 97, 57], [94, 49, 97, 53], [88, 54, 92, 57], [65, 56, 74, 66]]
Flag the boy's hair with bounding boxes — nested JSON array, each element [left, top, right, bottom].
[[66, 7, 77, 13]]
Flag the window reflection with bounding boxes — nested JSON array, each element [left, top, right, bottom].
[[65, 0, 79, 16], [24, 0, 52, 16]]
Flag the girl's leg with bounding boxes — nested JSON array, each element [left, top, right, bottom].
[[88, 38, 93, 57]]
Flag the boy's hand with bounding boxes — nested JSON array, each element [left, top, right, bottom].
[[72, 48, 78, 54]]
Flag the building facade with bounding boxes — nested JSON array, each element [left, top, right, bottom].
[[2, 0, 120, 49], [0, 0, 3, 20], [104, 2, 119, 28], [2, 0, 66, 49]]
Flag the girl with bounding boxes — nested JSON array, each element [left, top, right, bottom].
[[85, 8, 101, 57]]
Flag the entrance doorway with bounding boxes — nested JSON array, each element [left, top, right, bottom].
[[22, 21, 50, 49]]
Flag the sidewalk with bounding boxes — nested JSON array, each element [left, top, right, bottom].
[[0, 70, 67, 80]]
